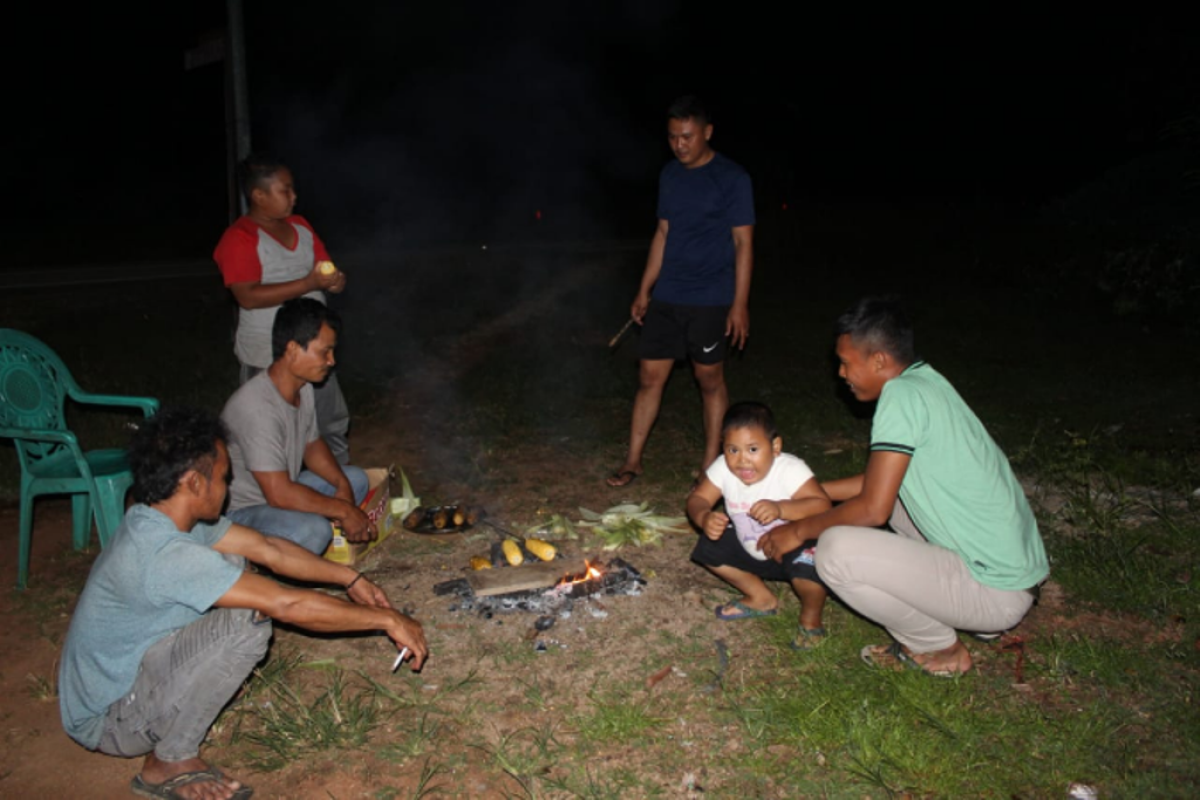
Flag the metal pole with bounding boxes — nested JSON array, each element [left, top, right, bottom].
[[226, 0, 251, 219]]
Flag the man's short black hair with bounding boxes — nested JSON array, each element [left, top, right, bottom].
[[239, 152, 288, 204], [272, 297, 342, 362], [667, 95, 710, 126], [722, 401, 779, 441], [129, 407, 227, 504], [835, 296, 916, 366]]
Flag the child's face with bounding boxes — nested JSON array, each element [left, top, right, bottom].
[[722, 424, 782, 486], [251, 167, 297, 220]]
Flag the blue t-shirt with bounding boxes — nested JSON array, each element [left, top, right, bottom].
[[59, 505, 243, 749], [653, 152, 755, 306]]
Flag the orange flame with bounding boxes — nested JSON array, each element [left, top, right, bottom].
[[556, 560, 605, 588]]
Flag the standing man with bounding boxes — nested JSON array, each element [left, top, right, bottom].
[[59, 406, 426, 800], [214, 153, 353, 464], [607, 95, 755, 489], [222, 297, 374, 555]]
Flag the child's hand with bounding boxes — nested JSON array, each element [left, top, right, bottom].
[[703, 511, 729, 540], [311, 263, 342, 291], [748, 500, 781, 524]]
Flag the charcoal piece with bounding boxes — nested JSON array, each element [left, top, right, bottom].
[[534, 640, 548, 652], [433, 578, 472, 597], [489, 541, 506, 567], [534, 615, 556, 631]]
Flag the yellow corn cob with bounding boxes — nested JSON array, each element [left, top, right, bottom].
[[469, 556, 492, 571], [501, 539, 524, 566], [524, 538, 556, 561]]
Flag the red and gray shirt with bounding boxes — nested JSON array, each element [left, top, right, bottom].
[[213, 215, 330, 368]]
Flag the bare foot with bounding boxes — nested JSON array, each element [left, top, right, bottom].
[[137, 753, 248, 800]]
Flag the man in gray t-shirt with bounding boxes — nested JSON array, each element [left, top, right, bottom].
[[59, 406, 427, 800], [221, 298, 374, 554]]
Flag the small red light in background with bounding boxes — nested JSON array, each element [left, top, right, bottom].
[[535, 210, 542, 220], [781, 203, 788, 211]]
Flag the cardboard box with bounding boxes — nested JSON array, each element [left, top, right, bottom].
[[324, 466, 395, 566]]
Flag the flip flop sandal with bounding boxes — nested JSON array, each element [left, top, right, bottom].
[[860, 641, 959, 678], [714, 599, 778, 621], [606, 469, 640, 488], [131, 768, 254, 800], [790, 626, 828, 651]]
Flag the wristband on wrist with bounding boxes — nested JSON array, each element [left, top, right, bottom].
[[346, 572, 364, 591]]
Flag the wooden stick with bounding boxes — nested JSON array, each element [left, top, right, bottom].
[[608, 318, 635, 348]]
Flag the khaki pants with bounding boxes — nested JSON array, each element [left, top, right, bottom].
[[815, 501, 1035, 653]]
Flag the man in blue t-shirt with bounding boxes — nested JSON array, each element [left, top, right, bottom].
[[607, 95, 756, 489], [59, 408, 428, 800]]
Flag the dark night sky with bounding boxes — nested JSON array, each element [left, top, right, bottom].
[[6, 4, 1196, 266]]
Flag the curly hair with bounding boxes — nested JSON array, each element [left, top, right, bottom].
[[128, 406, 227, 504]]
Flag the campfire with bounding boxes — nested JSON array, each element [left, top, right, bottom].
[[434, 557, 646, 615]]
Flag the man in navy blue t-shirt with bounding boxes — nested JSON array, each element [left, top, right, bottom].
[[608, 95, 756, 489]]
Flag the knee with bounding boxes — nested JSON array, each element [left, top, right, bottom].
[[814, 527, 856, 587], [343, 466, 370, 504], [291, 515, 335, 554], [215, 608, 273, 661], [693, 366, 725, 394]]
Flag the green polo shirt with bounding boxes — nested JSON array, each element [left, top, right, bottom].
[[871, 361, 1048, 590]]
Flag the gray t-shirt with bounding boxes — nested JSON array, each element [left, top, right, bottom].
[[59, 505, 242, 749], [222, 371, 319, 512]]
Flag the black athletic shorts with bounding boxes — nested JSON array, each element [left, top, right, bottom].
[[691, 522, 825, 587], [638, 300, 729, 364]]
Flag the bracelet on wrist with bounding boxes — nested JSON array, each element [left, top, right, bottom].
[[346, 572, 364, 591]]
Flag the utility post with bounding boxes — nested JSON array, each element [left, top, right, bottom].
[[226, 0, 251, 221]]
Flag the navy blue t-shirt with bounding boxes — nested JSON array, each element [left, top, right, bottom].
[[653, 152, 755, 306]]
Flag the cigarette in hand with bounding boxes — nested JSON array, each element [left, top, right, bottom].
[[391, 647, 410, 673]]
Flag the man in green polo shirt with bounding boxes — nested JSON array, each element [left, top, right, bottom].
[[758, 296, 1048, 676]]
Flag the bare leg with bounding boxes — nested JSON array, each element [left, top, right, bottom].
[[706, 564, 777, 613], [139, 754, 247, 800], [692, 360, 728, 476], [792, 579, 828, 630], [608, 358, 673, 485]]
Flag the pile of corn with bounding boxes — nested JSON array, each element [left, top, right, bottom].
[[577, 503, 689, 550]]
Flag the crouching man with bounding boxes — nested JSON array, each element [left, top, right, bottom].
[[59, 407, 427, 800], [222, 297, 373, 555]]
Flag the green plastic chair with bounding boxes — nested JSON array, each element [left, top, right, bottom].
[[0, 329, 158, 589]]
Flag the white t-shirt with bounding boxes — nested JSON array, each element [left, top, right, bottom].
[[705, 452, 815, 560]]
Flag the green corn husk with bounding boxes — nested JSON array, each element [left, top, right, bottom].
[[525, 513, 578, 540], [576, 502, 688, 550]]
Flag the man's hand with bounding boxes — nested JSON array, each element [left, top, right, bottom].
[[726, 303, 750, 350], [631, 291, 652, 324], [347, 575, 391, 609], [703, 510, 730, 540], [758, 521, 805, 563], [387, 614, 429, 670], [335, 503, 376, 543], [748, 500, 781, 524]]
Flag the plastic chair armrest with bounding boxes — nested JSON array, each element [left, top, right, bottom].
[[0, 426, 81, 447], [66, 391, 159, 417]]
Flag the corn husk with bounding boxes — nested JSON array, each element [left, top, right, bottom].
[[526, 513, 578, 540], [576, 502, 688, 549]]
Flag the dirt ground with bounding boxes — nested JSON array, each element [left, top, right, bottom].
[[0, 363, 749, 799]]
